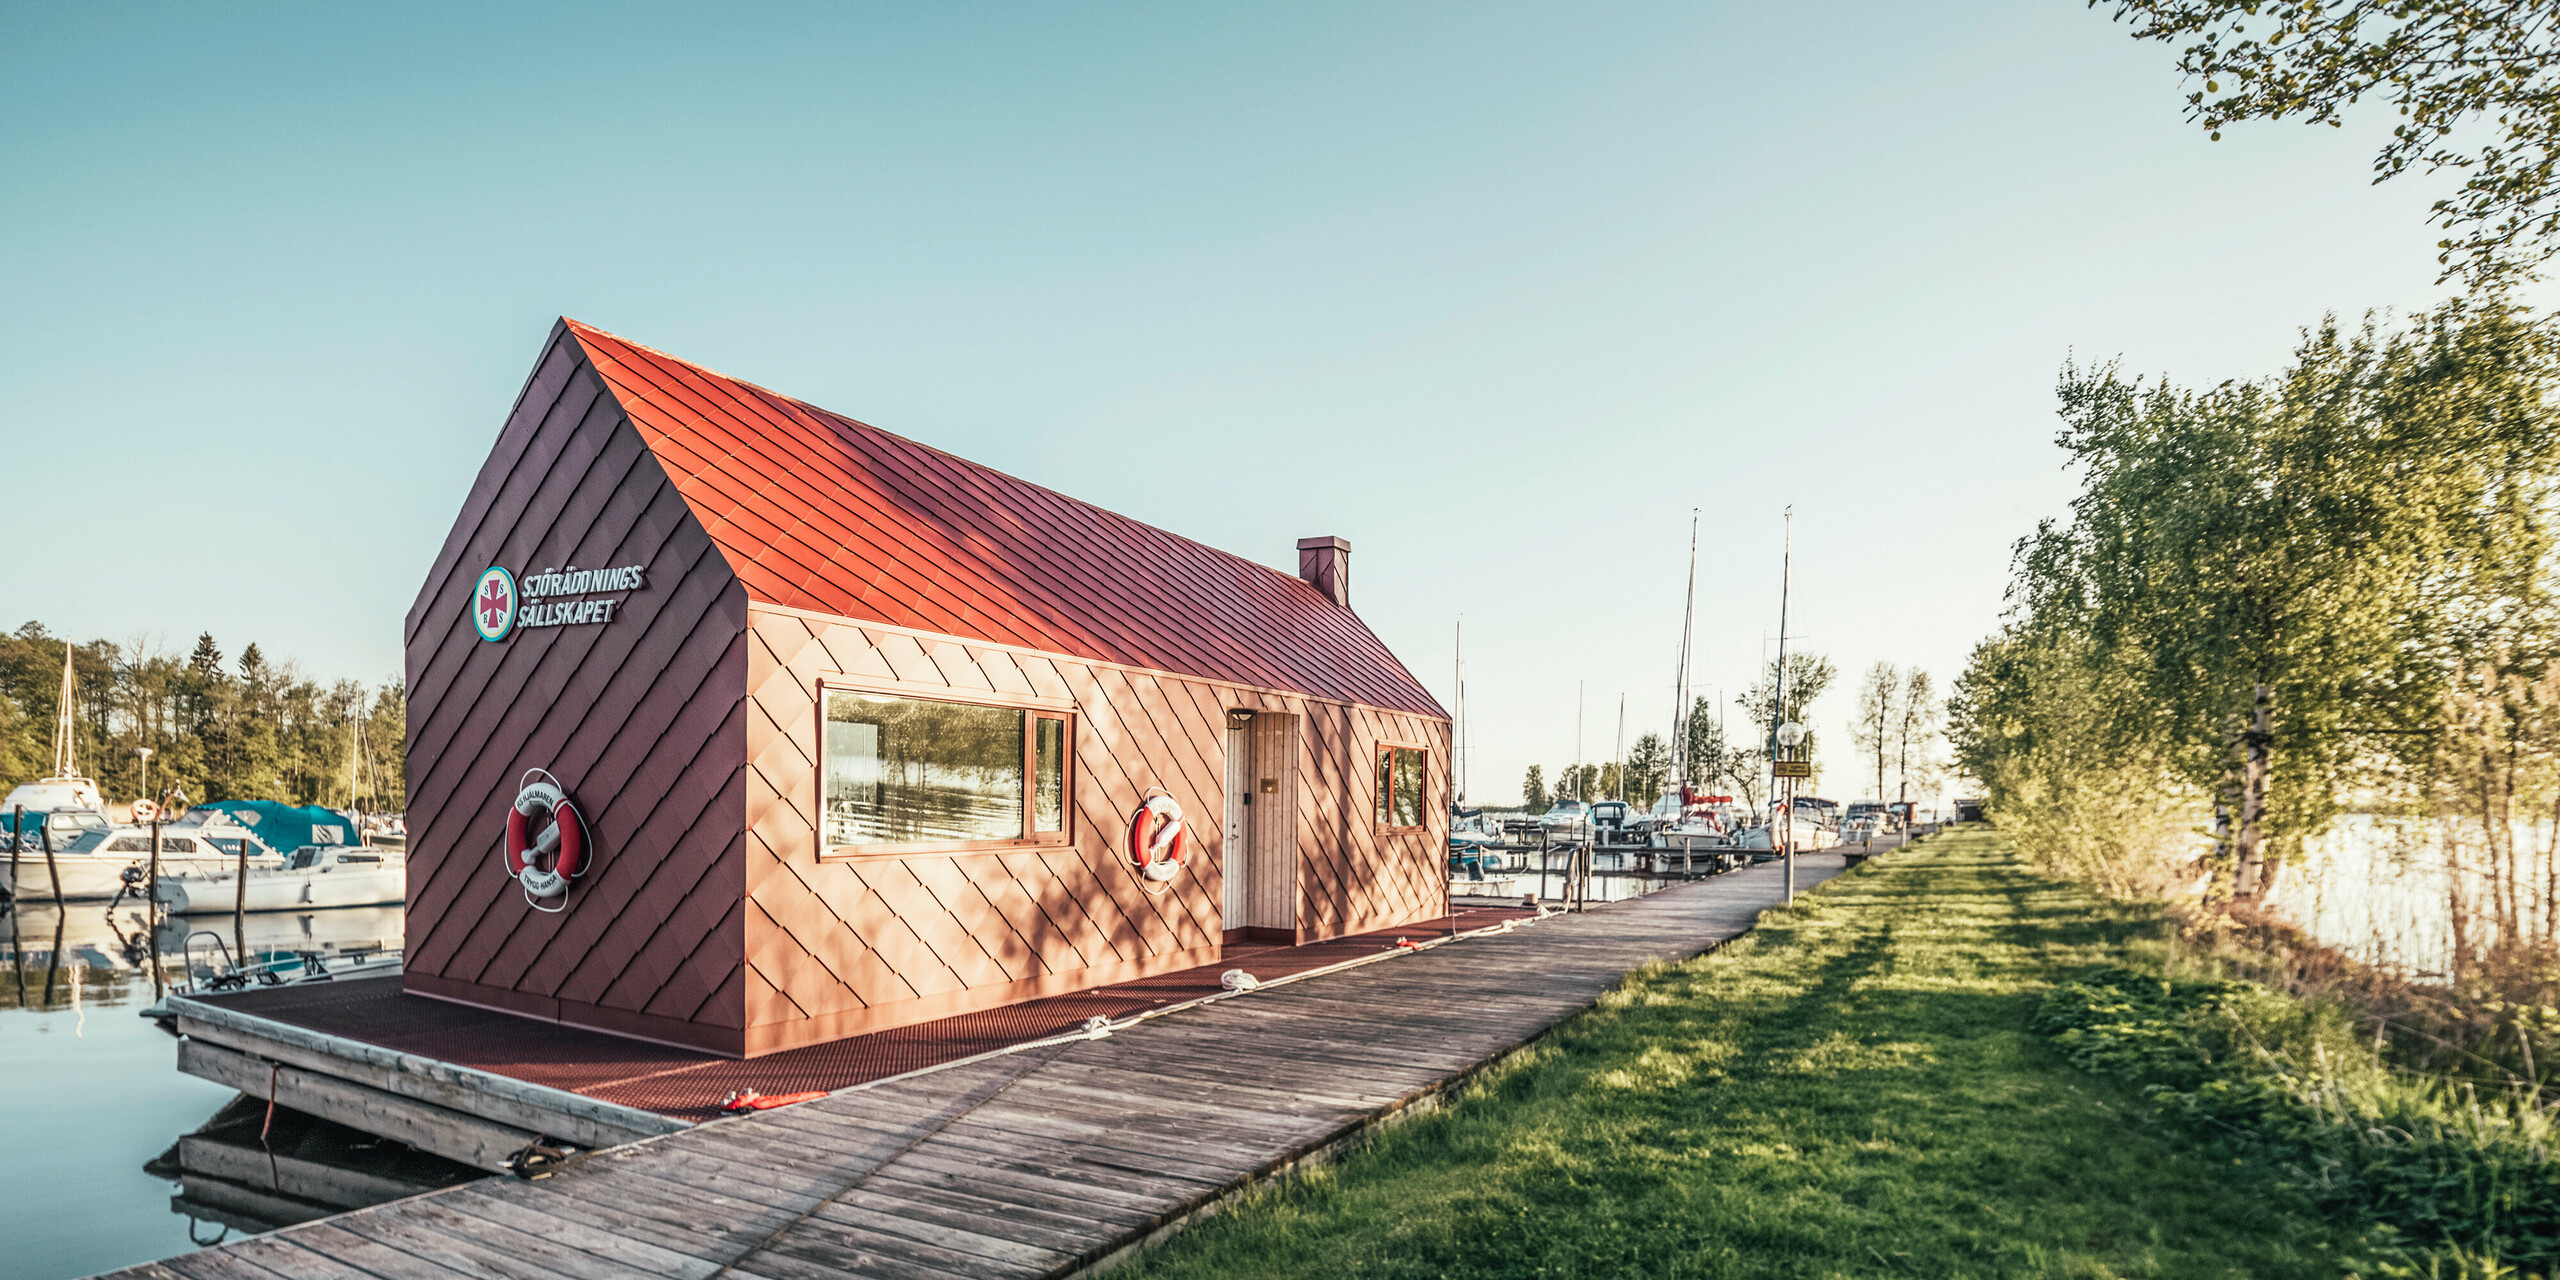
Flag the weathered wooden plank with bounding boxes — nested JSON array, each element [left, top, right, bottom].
[[786, 1205, 1068, 1275], [823, 1181, 1111, 1254], [514, 1176, 783, 1264], [183, 1235, 376, 1280], [180, 1040, 539, 1174], [726, 1246, 976, 1280], [155, 1250, 294, 1280], [379, 1197, 662, 1280], [541, 1150, 830, 1221], [759, 1218, 1048, 1280], [278, 1221, 489, 1280], [171, 1000, 681, 1150], [433, 1186, 722, 1280], [758, 1097, 1254, 1188], [328, 1207, 584, 1280]]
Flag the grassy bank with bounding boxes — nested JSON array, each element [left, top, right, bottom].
[[1118, 831, 2388, 1279]]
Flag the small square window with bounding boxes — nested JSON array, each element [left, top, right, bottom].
[[1376, 745, 1427, 828]]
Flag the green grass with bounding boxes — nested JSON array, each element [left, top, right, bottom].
[[1116, 831, 2386, 1280]]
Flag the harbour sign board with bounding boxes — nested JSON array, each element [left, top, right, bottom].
[[472, 563, 648, 642], [1772, 759, 1812, 779]]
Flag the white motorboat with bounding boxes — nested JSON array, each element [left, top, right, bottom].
[[4, 811, 285, 901], [3, 773, 103, 817], [157, 845, 405, 915]]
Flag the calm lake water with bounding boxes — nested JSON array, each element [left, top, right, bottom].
[[0, 903, 412, 1280], [2274, 814, 2461, 978]]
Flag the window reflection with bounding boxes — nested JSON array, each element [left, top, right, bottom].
[[824, 691, 1025, 846], [1033, 717, 1065, 832], [1376, 746, 1427, 828]]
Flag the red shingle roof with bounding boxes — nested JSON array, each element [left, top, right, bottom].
[[560, 319, 1445, 719]]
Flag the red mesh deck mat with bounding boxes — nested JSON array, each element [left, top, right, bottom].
[[198, 905, 1538, 1123]]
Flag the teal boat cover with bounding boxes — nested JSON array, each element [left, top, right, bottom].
[[193, 801, 357, 853]]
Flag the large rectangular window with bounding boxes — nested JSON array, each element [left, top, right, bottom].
[[821, 687, 1072, 854], [1376, 745, 1427, 828]]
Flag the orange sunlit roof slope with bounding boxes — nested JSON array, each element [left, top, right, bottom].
[[559, 319, 1445, 719]]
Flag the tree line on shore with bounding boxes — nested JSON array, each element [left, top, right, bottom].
[[0, 622, 405, 812], [1948, 299, 2560, 937], [1518, 654, 1942, 813]]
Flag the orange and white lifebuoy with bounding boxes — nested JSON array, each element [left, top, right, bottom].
[[1126, 791, 1187, 886], [504, 770, 589, 911]]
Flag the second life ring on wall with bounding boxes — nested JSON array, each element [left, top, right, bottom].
[[1126, 790, 1187, 888], [505, 769, 590, 912]]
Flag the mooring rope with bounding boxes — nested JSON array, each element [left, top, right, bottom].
[[260, 1060, 282, 1191]]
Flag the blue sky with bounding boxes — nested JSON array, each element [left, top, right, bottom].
[[0, 2, 2518, 803]]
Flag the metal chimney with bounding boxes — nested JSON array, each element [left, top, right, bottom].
[[1296, 536, 1351, 608]]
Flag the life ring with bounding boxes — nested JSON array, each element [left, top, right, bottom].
[[131, 799, 158, 823], [1125, 791, 1187, 885], [504, 771, 589, 908]]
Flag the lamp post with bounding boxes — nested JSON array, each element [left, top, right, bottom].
[[1776, 721, 1805, 902], [1770, 505, 1796, 903]]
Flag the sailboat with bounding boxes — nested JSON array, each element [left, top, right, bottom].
[[2, 642, 111, 858], [1644, 513, 1728, 850]]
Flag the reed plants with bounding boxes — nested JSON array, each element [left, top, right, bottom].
[[2038, 964, 2560, 1267]]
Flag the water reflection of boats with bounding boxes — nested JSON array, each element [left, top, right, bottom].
[[3, 902, 402, 1008], [146, 1095, 477, 1241]]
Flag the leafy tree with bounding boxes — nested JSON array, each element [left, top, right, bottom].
[[2098, 0, 2560, 286], [1624, 732, 1670, 804], [1739, 652, 1838, 787], [1895, 668, 1939, 804], [1949, 626, 2197, 898], [1522, 764, 1548, 812], [0, 623, 405, 810], [1853, 662, 1900, 802], [1558, 763, 1602, 803], [1968, 299, 2560, 900]]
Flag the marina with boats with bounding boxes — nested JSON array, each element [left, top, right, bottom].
[[0, 320, 1913, 1280]]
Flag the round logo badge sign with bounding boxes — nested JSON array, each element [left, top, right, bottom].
[[471, 566, 517, 641]]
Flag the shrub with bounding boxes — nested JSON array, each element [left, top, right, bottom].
[[2039, 967, 2560, 1267]]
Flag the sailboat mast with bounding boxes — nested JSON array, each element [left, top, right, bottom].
[[1453, 620, 1465, 804], [1614, 693, 1626, 802], [1671, 509, 1699, 792], [53, 641, 74, 777]]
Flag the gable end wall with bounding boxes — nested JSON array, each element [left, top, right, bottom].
[[404, 330, 751, 1055]]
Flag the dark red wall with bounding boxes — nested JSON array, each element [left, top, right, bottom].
[[403, 324, 751, 1054]]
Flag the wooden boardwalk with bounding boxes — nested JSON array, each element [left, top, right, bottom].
[[102, 852, 1852, 1280]]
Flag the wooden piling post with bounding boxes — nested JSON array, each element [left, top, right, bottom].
[[148, 806, 165, 998], [8, 804, 19, 903], [41, 909, 63, 1008], [39, 816, 62, 906], [233, 829, 248, 972]]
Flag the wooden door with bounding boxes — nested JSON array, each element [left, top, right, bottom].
[[1223, 722, 1251, 931], [1246, 712, 1298, 933]]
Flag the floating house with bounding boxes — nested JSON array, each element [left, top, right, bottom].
[[404, 320, 1451, 1057]]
